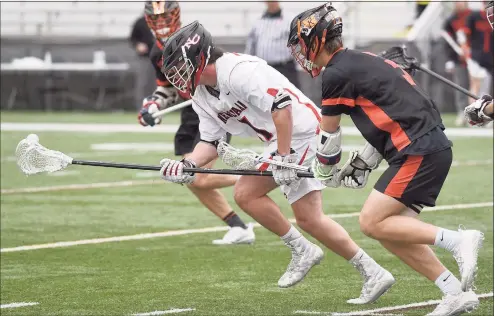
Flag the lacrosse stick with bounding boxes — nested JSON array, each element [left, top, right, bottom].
[[378, 46, 478, 99], [152, 99, 192, 119], [15, 135, 314, 178], [217, 141, 309, 172]]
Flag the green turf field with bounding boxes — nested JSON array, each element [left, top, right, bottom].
[[1, 111, 493, 315]]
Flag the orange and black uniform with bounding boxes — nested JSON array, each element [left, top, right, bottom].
[[444, 9, 471, 65], [149, 40, 201, 155], [464, 10, 494, 76], [321, 48, 453, 212]]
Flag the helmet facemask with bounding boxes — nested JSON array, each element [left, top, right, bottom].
[[145, 2, 181, 40], [288, 4, 340, 78], [164, 45, 210, 96], [487, 2, 494, 29]]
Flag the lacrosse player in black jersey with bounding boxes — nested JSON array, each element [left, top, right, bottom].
[[288, 3, 484, 315]]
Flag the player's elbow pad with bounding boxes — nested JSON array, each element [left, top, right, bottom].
[[316, 127, 342, 166], [271, 89, 292, 112], [358, 142, 383, 170]]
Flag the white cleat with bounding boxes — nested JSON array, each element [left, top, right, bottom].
[[278, 238, 324, 288], [427, 290, 479, 316], [452, 229, 484, 291], [347, 267, 395, 304], [212, 223, 255, 245]]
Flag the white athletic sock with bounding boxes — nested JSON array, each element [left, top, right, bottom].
[[435, 270, 462, 295], [434, 229, 461, 252], [281, 225, 303, 243], [349, 248, 379, 275]]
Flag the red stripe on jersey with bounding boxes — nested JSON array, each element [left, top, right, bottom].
[[384, 155, 424, 198], [362, 52, 377, 57], [284, 88, 321, 122], [357, 97, 411, 151], [322, 98, 355, 107], [298, 145, 310, 165], [266, 88, 277, 97]]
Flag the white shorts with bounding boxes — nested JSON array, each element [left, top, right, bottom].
[[258, 137, 325, 205]]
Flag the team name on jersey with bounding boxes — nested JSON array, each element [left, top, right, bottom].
[[217, 101, 248, 123]]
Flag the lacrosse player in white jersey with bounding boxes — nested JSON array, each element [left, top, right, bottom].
[[156, 20, 395, 303]]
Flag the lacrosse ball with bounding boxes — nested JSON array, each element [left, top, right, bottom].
[[26, 134, 39, 143]]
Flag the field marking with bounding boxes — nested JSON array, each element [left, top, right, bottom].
[[2, 159, 491, 195], [1, 122, 492, 137], [1, 180, 157, 194], [132, 308, 195, 315], [1, 302, 39, 309], [326, 292, 494, 316], [1, 202, 491, 253]]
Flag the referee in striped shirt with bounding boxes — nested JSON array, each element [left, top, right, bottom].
[[245, 1, 301, 88]]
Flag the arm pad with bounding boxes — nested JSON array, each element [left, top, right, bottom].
[[356, 142, 383, 170], [271, 89, 292, 112], [316, 127, 342, 166]]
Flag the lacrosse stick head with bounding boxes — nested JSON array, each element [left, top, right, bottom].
[[378, 45, 418, 75], [217, 141, 262, 170], [15, 134, 73, 175]]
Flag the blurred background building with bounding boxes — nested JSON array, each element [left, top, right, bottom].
[[1, 1, 493, 113]]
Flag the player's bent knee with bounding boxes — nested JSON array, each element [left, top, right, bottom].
[[233, 187, 251, 208], [359, 212, 378, 239]]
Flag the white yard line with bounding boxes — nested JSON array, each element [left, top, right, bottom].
[[1, 302, 39, 309], [324, 292, 494, 316], [132, 308, 195, 315], [2, 159, 491, 195], [1, 202, 491, 253], [1, 123, 492, 137], [1, 180, 157, 194]]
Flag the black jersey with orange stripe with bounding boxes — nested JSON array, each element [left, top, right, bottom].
[[320, 48, 451, 162], [149, 39, 191, 100], [465, 11, 494, 72]]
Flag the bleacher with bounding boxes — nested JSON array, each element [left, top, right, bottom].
[[1, 1, 414, 42]]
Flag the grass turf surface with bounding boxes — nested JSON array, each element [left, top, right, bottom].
[[1, 111, 493, 315]]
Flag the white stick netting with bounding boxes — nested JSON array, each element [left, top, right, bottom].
[[217, 141, 260, 170], [15, 135, 73, 175], [217, 141, 308, 171]]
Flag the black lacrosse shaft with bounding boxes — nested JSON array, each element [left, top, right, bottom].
[[415, 65, 478, 99], [71, 160, 314, 178]]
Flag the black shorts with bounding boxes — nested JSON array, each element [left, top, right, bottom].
[[374, 148, 453, 213], [174, 106, 232, 156]]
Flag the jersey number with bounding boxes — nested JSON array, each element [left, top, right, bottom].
[[238, 116, 273, 141], [384, 59, 416, 86]]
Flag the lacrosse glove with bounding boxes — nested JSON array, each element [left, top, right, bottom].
[[271, 149, 300, 188], [159, 158, 196, 184]]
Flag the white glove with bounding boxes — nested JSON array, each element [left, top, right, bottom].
[[311, 158, 340, 188], [138, 86, 179, 127], [271, 150, 300, 188], [159, 158, 196, 184], [464, 95, 494, 127], [337, 151, 371, 189]]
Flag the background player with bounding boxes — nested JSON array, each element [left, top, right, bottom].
[[288, 3, 484, 315], [156, 20, 395, 304], [464, 1, 494, 127], [457, 1, 494, 104], [138, 1, 254, 245]]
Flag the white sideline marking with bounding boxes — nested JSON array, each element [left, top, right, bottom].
[[91, 143, 175, 151], [1, 202, 491, 253], [1, 150, 157, 162], [132, 308, 195, 315], [325, 292, 494, 316], [0, 122, 179, 133], [1, 180, 156, 194], [1, 302, 39, 309], [1, 122, 493, 137], [2, 159, 491, 195]]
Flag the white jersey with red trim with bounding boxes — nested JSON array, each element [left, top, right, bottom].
[[191, 52, 321, 143]]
